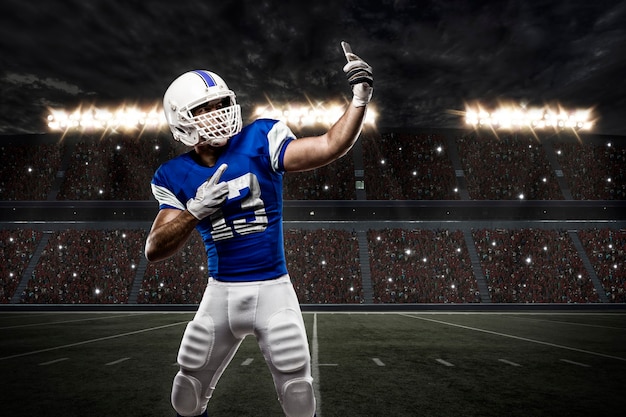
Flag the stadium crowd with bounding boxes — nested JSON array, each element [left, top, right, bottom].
[[0, 131, 624, 201], [472, 228, 599, 303], [1, 226, 624, 304], [0, 229, 42, 303], [57, 135, 164, 200], [362, 132, 459, 200], [1, 130, 624, 305], [283, 155, 357, 200], [284, 228, 363, 303], [457, 134, 563, 200], [138, 232, 208, 304], [20, 229, 145, 304], [367, 228, 479, 303], [555, 141, 626, 199], [0, 142, 62, 200], [578, 228, 626, 302]]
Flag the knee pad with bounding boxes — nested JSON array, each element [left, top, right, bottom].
[[177, 319, 214, 371], [267, 309, 309, 373], [171, 371, 206, 417], [281, 377, 315, 417]]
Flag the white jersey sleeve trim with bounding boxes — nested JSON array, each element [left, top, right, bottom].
[[151, 183, 185, 210], [267, 121, 296, 172]]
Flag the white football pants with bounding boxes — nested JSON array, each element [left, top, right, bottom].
[[171, 275, 315, 417]]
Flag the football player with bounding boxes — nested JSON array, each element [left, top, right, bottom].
[[144, 41, 373, 417]]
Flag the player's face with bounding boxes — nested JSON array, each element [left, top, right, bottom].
[[190, 96, 236, 148], [191, 97, 229, 116]]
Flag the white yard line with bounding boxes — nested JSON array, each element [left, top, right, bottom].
[[498, 358, 522, 367], [39, 357, 69, 366], [106, 357, 131, 366], [372, 358, 386, 366], [506, 315, 626, 331], [0, 321, 187, 361], [560, 359, 591, 368], [399, 313, 626, 362], [436, 358, 454, 367], [0, 313, 151, 330]]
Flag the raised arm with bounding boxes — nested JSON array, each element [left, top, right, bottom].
[[282, 41, 374, 172]]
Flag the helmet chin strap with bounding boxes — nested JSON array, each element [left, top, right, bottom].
[[195, 134, 229, 148], [207, 137, 229, 147]]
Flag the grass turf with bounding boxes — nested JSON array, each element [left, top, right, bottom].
[[1, 311, 625, 416]]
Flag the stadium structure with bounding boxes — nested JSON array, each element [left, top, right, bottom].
[[1, 102, 625, 311], [2, 102, 626, 417]]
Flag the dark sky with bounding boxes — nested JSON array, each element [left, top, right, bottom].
[[1, 0, 625, 136]]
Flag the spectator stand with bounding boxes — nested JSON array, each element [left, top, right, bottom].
[[20, 229, 145, 304], [283, 155, 356, 200], [0, 141, 63, 201], [472, 228, 600, 303], [284, 228, 362, 304], [457, 133, 563, 200], [1, 129, 626, 308], [57, 133, 167, 201], [362, 132, 460, 200], [0, 229, 43, 303], [578, 228, 626, 302], [553, 139, 626, 200], [138, 232, 208, 304], [367, 228, 478, 303]]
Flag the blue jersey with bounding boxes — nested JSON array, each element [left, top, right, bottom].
[[151, 119, 296, 282]]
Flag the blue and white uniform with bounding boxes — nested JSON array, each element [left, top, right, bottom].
[[152, 118, 316, 417], [151, 118, 295, 282]]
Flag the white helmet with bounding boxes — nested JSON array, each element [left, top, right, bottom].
[[163, 70, 242, 147]]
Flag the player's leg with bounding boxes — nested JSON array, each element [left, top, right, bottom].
[[255, 276, 316, 417], [171, 281, 244, 417]]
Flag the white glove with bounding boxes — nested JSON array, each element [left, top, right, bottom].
[[342, 42, 373, 107], [186, 163, 229, 220]]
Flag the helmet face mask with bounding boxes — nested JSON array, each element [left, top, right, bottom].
[[163, 70, 243, 147]]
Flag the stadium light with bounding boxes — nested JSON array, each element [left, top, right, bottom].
[[47, 100, 377, 133], [464, 103, 594, 132], [47, 105, 164, 133], [253, 101, 377, 128]]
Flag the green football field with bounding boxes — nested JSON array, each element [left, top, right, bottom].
[[1, 310, 625, 416]]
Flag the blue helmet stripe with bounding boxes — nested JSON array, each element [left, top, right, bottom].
[[193, 70, 217, 88]]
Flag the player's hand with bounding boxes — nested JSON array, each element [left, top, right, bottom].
[[186, 163, 229, 220], [342, 41, 373, 107]]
